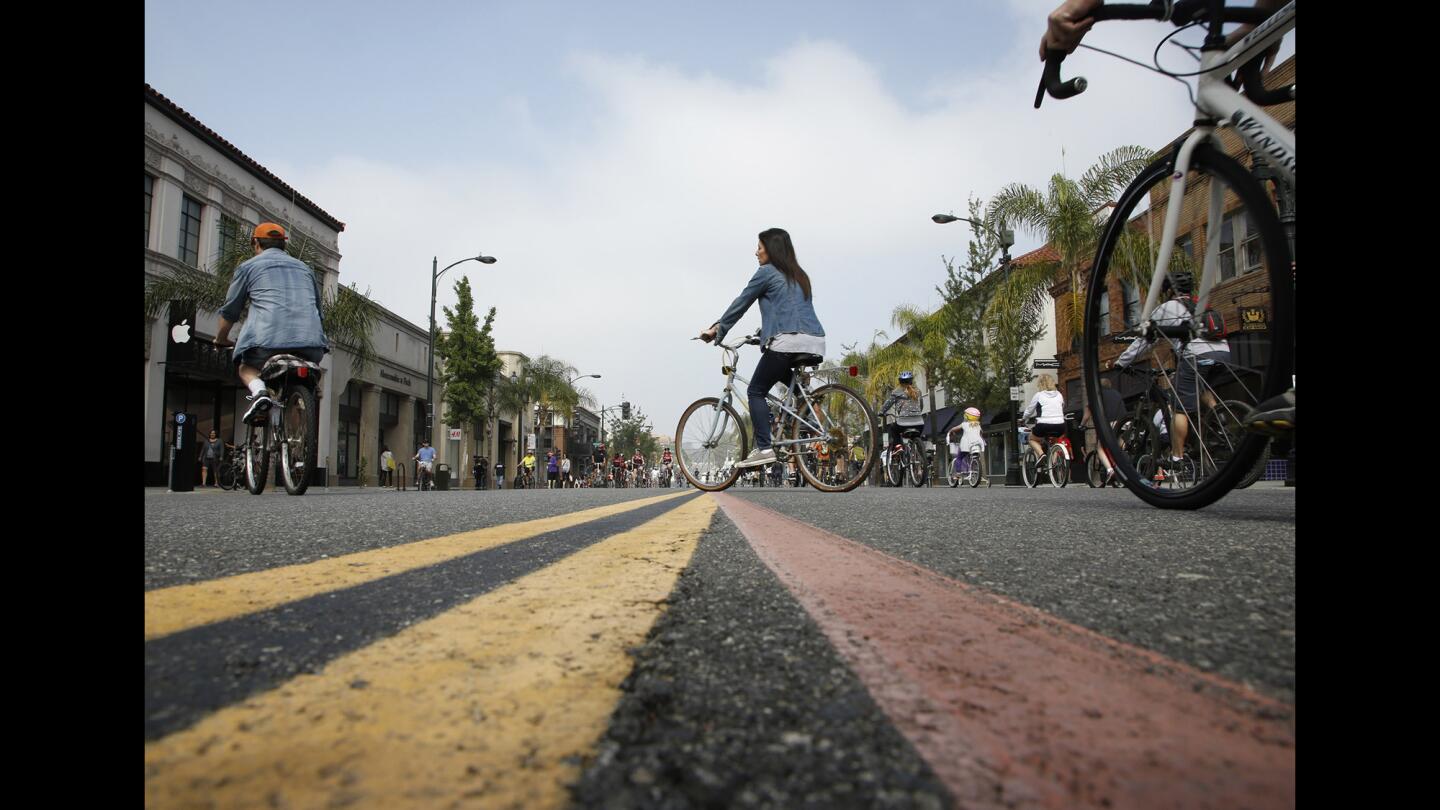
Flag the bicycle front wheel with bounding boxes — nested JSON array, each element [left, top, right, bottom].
[[218, 460, 237, 490], [1021, 449, 1039, 488], [1084, 142, 1292, 509], [791, 384, 877, 492], [1047, 445, 1070, 488], [280, 383, 318, 495], [676, 397, 748, 492]]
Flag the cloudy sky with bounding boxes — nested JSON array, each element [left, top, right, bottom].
[[145, 0, 1290, 438]]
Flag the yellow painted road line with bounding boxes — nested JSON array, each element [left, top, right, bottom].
[[144, 490, 692, 641], [145, 494, 716, 810]]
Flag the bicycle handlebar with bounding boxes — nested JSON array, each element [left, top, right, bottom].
[[1036, 1, 1281, 108]]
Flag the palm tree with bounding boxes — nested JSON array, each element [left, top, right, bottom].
[[143, 224, 380, 373], [988, 145, 1152, 341], [507, 355, 596, 461]]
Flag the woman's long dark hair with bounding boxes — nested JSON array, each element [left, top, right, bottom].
[[759, 228, 812, 300]]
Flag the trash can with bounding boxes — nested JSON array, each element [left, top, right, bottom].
[[435, 463, 451, 491], [494, 463, 505, 489]]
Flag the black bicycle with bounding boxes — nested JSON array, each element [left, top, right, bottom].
[[883, 427, 928, 488], [243, 354, 323, 496]]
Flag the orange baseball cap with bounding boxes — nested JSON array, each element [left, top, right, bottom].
[[252, 222, 288, 240]]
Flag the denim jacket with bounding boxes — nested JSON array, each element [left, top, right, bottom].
[[713, 264, 825, 347], [220, 248, 329, 356]]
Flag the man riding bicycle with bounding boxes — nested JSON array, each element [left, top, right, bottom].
[[414, 440, 436, 490], [1112, 271, 1229, 474], [213, 222, 328, 425]]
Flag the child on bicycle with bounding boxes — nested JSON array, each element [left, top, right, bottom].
[[879, 371, 926, 451], [946, 407, 987, 475]]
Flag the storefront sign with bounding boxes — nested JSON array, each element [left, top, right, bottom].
[[1032, 359, 1061, 369], [167, 300, 196, 363], [449, 428, 463, 440], [379, 368, 413, 387], [1239, 307, 1268, 331]]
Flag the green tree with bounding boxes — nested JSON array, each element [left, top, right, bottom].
[[988, 145, 1151, 341], [607, 409, 659, 462], [503, 355, 596, 456], [143, 223, 380, 373], [934, 198, 1008, 417], [435, 276, 501, 446]]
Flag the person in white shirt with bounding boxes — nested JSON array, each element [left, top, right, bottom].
[[946, 407, 987, 477], [1023, 374, 1067, 462]]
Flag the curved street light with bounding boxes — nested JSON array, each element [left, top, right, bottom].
[[426, 253, 498, 437], [932, 213, 1022, 485]]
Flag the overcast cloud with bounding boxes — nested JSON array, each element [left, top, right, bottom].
[[151, 0, 1291, 438]]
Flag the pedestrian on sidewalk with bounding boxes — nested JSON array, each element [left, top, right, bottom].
[[546, 449, 560, 489], [561, 454, 572, 488], [199, 429, 224, 487], [380, 445, 395, 488]]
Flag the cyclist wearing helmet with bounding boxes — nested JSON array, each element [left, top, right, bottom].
[[213, 222, 328, 425], [699, 228, 827, 469], [1113, 270, 1231, 473], [946, 406, 988, 476], [879, 371, 927, 453]]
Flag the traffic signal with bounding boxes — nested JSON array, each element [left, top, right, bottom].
[[621, 401, 631, 420]]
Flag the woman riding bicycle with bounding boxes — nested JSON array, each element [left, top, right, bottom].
[[698, 228, 827, 470], [879, 372, 926, 453], [1023, 374, 1067, 461]]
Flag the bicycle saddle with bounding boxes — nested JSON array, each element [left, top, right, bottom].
[[259, 354, 324, 379], [787, 353, 823, 368]]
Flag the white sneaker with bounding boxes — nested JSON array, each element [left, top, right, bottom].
[[735, 448, 776, 468], [242, 391, 274, 425]]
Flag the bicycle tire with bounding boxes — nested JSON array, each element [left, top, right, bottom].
[[1048, 444, 1070, 488], [675, 397, 748, 492], [1086, 450, 1104, 488], [244, 422, 270, 495], [907, 439, 927, 487], [1084, 142, 1292, 509], [218, 459, 238, 490], [1202, 400, 1271, 490], [967, 452, 983, 488], [1021, 448, 1039, 488], [946, 445, 959, 488], [791, 383, 877, 492], [280, 383, 318, 496]]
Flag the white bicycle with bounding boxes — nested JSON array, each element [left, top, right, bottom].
[[1038, 0, 1294, 509]]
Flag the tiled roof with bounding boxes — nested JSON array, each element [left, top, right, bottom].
[[145, 84, 345, 233], [1011, 244, 1061, 266]]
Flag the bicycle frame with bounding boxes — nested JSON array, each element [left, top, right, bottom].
[[698, 333, 832, 456], [1140, 1, 1294, 322]]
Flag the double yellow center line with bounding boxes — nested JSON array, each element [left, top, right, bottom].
[[145, 491, 717, 809]]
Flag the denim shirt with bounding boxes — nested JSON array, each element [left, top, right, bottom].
[[220, 249, 329, 356], [713, 264, 825, 347]]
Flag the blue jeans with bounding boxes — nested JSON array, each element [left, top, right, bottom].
[[748, 349, 797, 450]]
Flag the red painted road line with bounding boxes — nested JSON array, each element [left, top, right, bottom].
[[711, 493, 1295, 810]]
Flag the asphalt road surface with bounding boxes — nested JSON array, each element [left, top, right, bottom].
[[145, 483, 1295, 809]]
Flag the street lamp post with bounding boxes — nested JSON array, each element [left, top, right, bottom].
[[932, 214, 1021, 485], [564, 373, 601, 465], [426, 253, 497, 453]]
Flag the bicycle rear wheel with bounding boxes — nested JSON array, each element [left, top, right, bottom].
[[906, 440, 927, 487], [1086, 450, 1105, 488], [1048, 445, 1070, 488], [244, 422, 270, 495], [676, 397, 747, 491], [280, 383, 318, 495], [966, 452, 982, 488], [791, 384, 877, 492], [1199, 400, 1271, 489], [1084, 142, 1291, 509]]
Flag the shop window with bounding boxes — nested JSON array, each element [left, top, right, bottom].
[[179, 195, 203, 267], [144, 175, 154, 247]]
